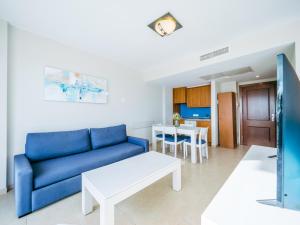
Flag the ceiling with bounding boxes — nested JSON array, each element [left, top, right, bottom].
[[148, 44, 294, 87], [0, 0, 300, 76]]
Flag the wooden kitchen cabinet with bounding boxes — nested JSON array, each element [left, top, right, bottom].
[[173, 87, 186, 103], [200, 85, 211, 107], [196, 120, 211, 145], [187, 87, 200, 107], [187, 85, 211, 107]]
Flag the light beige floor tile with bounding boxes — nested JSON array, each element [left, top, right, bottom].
[[0, 145, 248, 225], [0, 189, 26, 225]]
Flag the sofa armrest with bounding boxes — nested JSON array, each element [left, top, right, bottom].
[[127, 136, 149, 152], [14, 154, 33, 217]]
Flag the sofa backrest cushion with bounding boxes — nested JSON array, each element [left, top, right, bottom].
[[90, 124, 127, 149], [25, 129, 91, 161]]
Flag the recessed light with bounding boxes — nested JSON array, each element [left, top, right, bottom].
[[256, 75, 260, 78], [148, 12, 183, 37]]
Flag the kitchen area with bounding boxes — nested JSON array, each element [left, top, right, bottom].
[[173, 85, 212, 145], [172, 82, 237, 149]]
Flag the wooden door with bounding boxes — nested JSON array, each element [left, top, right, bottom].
[[218, 92, 237, 148], [240, 82, 276, 147]]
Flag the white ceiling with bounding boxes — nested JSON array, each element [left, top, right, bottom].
[[0, 0, 300, 75], [148, 44, 294, 87]]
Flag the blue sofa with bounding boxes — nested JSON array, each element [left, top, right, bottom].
[[14, 124, 149, 217]]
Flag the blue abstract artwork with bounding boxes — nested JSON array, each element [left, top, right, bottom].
[[44, 67, 107, 103]]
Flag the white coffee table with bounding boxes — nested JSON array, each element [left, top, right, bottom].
[[81, 151, 181, 225]]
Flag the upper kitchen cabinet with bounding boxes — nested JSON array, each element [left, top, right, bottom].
[[187, 87, 200, 107], [187, 85, 211, 107], [173, 87, 186, 103]]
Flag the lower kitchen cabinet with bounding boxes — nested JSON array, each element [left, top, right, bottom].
[[196, 121, 211, 145]]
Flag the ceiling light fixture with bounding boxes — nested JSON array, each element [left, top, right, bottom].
[[148, 12, 182, 37], [256, 75, 260, 78]]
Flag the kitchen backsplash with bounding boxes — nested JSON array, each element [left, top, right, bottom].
[[179, 104, 211, 119]]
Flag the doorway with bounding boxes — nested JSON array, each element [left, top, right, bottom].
[[240, 82, 276, 147]]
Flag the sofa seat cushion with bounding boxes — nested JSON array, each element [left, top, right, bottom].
[[32, 142, 144, 189]]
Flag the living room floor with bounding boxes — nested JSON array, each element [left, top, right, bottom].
[[1, 145, 248, 225]]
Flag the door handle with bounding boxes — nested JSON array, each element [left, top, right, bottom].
[[271, 113, 275, 122]]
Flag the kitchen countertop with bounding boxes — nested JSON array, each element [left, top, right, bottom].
[[182, 117, 211, 121]]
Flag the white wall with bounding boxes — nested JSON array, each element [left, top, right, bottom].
[[0, 20, 8, 193], [6, 26, 162, 187], [162, 87, 166, 124], [211, 81, 219, 146], [163, 87, 173, 124], [219, 81, 238, 93]]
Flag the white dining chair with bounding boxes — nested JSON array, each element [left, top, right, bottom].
[[200, 127, 209, 159], [179, 123, 195, 140], [183, 127, 209, 163], [153, 126, 172, 151], [163, 126, 185, 158]]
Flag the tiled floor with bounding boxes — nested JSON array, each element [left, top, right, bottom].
[[0, 145, 248, 225]]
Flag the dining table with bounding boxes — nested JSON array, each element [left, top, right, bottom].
[[152, 124, 201, 164]]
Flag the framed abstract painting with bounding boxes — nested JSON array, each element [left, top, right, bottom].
[[44, 67, 107, 104]]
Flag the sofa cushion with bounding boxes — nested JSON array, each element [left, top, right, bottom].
[[90, 124, 127, 149], [31, 142, 144, 189], [26, 129, 91, 162]]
